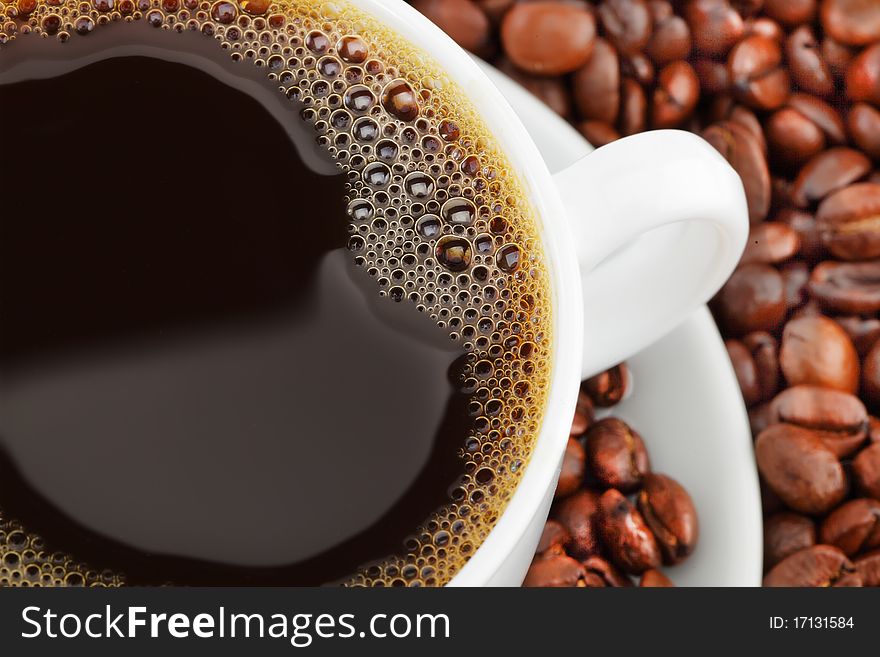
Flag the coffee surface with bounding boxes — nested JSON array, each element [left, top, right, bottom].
[[0, 0, 552, 587], [1, 51, 467, 585]]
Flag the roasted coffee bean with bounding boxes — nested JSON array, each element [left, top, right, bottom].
[[765, 107, 825, 168], [578, 120, 620, 146], [763, 0, 816, 26], [768, 384, 867, 457], [581, 363, 630, 408], [732, 107, 767, 154], [820, 498, 880, 557], [744, 16, 784, 41], [863, 339, 880, 406], [784, 278, 821, 318], [646, 2, 691, 65], [836, 316, 880, 356], [728, 35, 790, 111], [411, 0, 491, 55], [598, 489, 662, 574], [639, 569, 674, 586], [575, 572, 606, 587], [581, 572, 609, 587], [523, 553, 587, 587], [785, 25, 834, 98], [597, 0, 653, 55], [582, 555, 634, 587], [649, 0, 672, 21], [777, 208, 824, 261], [556, 437, 586, 498], [637, 473, 699, 564], [780, 316, 860, 394], [816, 183, 880, 261], [711, 101, 768, 154], [853, 442, 880, 499], [703, 121, 771, 223], [501, 1, 597, 75], [694, 58, 730, 93], [553, 489, 602, 558], [536, 519, 571, 556], [781, 260, 812, 311], [822, 35, 855, 77], [848, 103, 880, 160], [854, 549, 880, 586], [619, 77, 648, 136], [735, 0, 766, 18], [714, 263, 785, 335], [781, 260, 812, 309], [497, 58, 572, 118], [576, 389, 596, 426], [744, 331, 781, 401], [571, 408, 591, 436], [845, 42, 880, 105], [572, 38, 620, 123], [755, 423, 848, 515], [570, 412, 592, 439], [821, 0, 880, 47], [741, 221, 800, 265], [760, 472, 786, 514], [475, 0, 514, 23], [727, 339, 762, 405], [652, 60, 700, 128], [685, 0, 744, 57], [791, 147, 872, 209], [584, 417, 650, 491], [809, 260, 880, 314], [770, 382, 868, 438], [621, 51, 656, 86], [583, 363, 630, 407], [728, 334, 780, 406], [763, 545, 862, 586], [787, 93, 847, 146], [764, 512, 817, 570]]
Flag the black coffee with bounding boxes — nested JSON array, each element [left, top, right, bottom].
[[0, 0, 552, 587]]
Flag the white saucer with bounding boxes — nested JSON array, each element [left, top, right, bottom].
[[481, 61, 763, 586]]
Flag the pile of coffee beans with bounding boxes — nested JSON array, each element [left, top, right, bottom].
[[522, 364, 700, 586], [409, 0, 880, 587]]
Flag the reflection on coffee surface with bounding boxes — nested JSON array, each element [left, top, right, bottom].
[[0, 0, 552, 586]]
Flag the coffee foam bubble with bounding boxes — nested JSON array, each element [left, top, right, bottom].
[[0, 0, 552, 587]]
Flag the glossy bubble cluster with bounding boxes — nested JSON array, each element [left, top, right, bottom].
[[0, 513, 125, 587], [0, 0, 553, 587]]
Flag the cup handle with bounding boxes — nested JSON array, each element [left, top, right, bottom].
[[552, 129, 748, 377]]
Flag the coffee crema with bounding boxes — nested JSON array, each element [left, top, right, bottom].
[[0, 0, 552, 587]]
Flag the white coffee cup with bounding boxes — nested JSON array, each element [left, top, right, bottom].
[[348, 0, 749, 586]]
